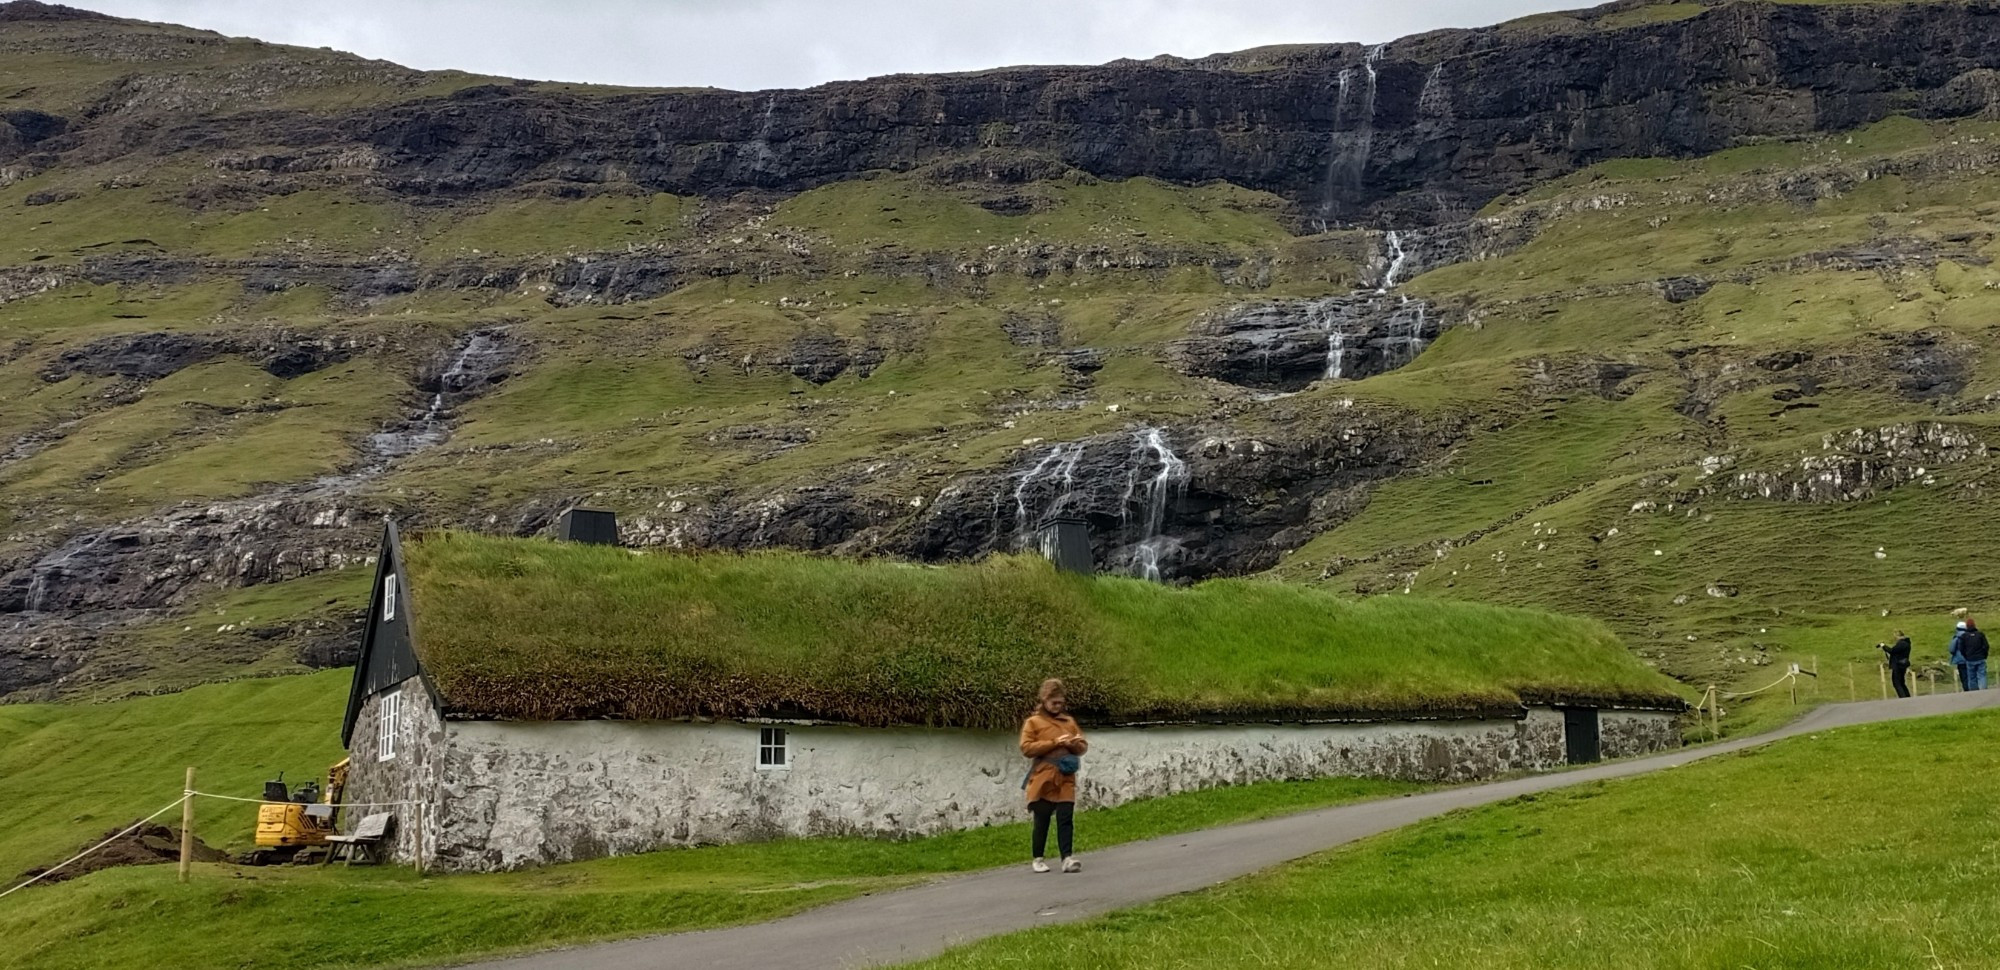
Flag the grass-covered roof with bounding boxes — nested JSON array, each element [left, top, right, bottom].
[[402, 532, 1685, 728]]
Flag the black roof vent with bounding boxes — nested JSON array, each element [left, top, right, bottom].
[[555, 508, 619, 546], [1035, 517, 1093, 576]]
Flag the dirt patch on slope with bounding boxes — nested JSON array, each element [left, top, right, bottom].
[[14, 821, 227, 887]]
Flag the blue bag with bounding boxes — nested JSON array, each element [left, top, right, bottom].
[[1022, 753, 1083, 788]]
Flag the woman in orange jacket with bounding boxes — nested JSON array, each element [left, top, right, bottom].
[[1019, 678, 1088, 873]]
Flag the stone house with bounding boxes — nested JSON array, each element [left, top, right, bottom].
[[342, 522, 1683, 873]]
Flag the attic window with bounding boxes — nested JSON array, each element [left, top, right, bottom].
[[382, 574, 398, 622], [757, 727, 789, 771], [378, 688, 401, 762]]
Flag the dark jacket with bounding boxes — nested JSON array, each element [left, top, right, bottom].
[[1960, 628, 1991, 663], [1882, 637, 1912, 667]]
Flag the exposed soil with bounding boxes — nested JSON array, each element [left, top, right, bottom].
[[14, 821, 227, 887]]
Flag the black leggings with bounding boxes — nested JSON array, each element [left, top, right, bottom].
[[1030, 799, 1074, 858]]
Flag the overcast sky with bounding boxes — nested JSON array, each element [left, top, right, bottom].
[[81, 1, 1584, 91]]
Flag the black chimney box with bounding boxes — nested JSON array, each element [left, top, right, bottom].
[[1036, 517, 1094, 576], [555, 508, 619, 545]]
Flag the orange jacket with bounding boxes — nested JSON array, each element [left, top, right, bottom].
[[1019, 711, 1088, 803]]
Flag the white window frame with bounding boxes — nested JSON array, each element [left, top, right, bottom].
[[756, 726, 789, 771], [378, 688, 402, 762], [382, 574, 398, 622]]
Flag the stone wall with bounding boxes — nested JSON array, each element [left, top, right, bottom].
[[1600, 709, 1683, 761], [343, 675, 446, 864], [420, 706, 1679, 872]]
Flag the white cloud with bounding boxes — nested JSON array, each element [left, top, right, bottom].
[[79, 0, 1585, 91]]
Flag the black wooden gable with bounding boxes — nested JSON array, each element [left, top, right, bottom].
[[341, 520, 437, 747]]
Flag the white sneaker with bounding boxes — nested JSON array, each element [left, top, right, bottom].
[[1031, 858, 1050, 873], [1061, 856, 1081, 873]]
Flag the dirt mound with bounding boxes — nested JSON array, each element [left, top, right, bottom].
[[15, 822, 227, 886]]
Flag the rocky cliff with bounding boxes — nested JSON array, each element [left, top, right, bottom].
[[13, 1, 2000, 226]]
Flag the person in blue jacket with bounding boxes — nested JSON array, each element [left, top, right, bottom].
[[1950, 613, 1990, 691]]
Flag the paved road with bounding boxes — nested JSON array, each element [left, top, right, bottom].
[[454, 690, 2000, 970]]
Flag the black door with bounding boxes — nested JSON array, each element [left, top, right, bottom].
[[1563, 708, 1601, 765]]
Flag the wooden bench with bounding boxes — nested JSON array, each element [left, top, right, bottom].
[[324, 812, 394, 866]]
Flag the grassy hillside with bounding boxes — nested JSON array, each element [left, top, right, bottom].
[[0, 675, 1418, 970], [405, 532, 1681, 726], [0, 672, 348, 880], [1265, 114, 2000, 718], [910, 707, 2000, 969]]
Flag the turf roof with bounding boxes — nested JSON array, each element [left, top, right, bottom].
[[398, 531, 1685, 728]]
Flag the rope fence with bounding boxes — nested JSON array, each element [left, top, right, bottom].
[[1722, 669, 1798, 700], [0, 794, 190, 901], [0, 772, 428, 903], [1694, 659, 1826, 740]]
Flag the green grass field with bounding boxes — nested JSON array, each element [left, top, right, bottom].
[[403, 532, 1683, 726], [0, 673, 1420, 970], [907, 706, 2000, 970]]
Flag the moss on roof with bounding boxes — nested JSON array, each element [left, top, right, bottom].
[[402, 532, 1685, 729]]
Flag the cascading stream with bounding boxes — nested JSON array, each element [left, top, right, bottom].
[[1315, 45, 1385, 230], [1378, 230, 1409, 293], [1006, 427, 1189, 580]]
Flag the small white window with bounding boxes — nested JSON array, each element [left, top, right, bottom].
[[382, 574, 398, 622], [757, 727, 789, 770], [378, 689, 401, 762]]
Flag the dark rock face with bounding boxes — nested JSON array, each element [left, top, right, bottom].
[[767, 332, 873, 384], [1673, 330, 1978, 421], [32, 3, 2000, 224], [891, 417, 1453, 580], [1, 109, 66, 159], [42, 332, 222, 381], [39, 329, 367, 382], [1659, 276, 1715, 304], [1170, 294, 1442, 392]]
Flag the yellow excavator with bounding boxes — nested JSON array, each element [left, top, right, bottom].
[[246, 758, 349, 865]]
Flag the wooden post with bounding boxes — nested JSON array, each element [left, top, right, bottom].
[[1708, 685, 1720, 740], [413, 800, 424, 876], [1811, 656, 1819, 699], [178, 766, 195, 884], [1847, 663, 1855, 701], [1880, 662, 1889, 700], [1790, 670, 1798, 706], [1930, 668, 1938, 695]]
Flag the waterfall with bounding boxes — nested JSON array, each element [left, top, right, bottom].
[[1348, 45, 1383, 185], [1408, 300, 1429, 363], [22, 534, 102, 613], [1325, 329, 1348, 381], [1315, 45, 1385, 230], [1130, 427, 1187, 542], [366, 329, 511, 462], [1004, 427, 1189, 580], [1126, 427, 1188, 582], [1012, 441, 1086, 538], [1418, 63, 1449, 117], [1313, 68, 1356, 232], [1378, 230, 1409, 292], [739, 93, 779, 172]]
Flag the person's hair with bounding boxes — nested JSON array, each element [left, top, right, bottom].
[[1969, 617, 1981, 631], [1037, 678, 1067, 712], [1896, 629, 1905, 637]]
